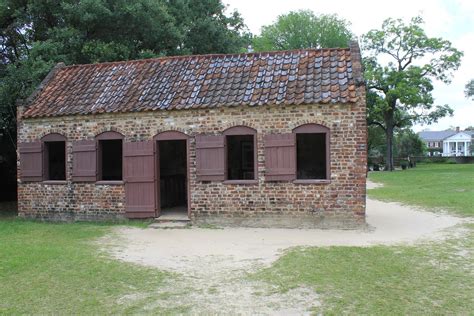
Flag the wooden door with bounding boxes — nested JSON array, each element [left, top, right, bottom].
[[123, 141, 156, 218]]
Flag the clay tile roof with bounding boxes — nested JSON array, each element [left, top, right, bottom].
[[22, 43, 363, 118]]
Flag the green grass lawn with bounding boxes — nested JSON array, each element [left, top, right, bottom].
[[255, 226, 474, 315], [369, 163, 474, 216], [254, 163, 474, 315], [0, 218, 179, 314], [1, 164, 473, 314]]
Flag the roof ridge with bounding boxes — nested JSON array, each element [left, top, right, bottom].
[[61, 47, 352, 69]]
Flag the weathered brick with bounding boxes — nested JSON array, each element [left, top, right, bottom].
[[17, 87, 367, 228]]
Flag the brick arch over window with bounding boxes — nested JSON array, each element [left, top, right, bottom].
[[154, 130, 189, 141], [293, 123, 330, 134], [220, 121, 259, 132], [293, 123, 330, 181], [223, 125, 257, 136], [289, 119, 331, 131], [39, 130, 68, 140], [41, 133, 66, 142], [95, 127, 127, 139], [95, 131, 124, 140], [154, 127, 190, 138]]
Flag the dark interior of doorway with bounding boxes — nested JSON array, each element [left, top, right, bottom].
[[158, 140, 187, 214]]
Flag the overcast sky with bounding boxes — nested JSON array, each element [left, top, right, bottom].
[[224, 0, 474, 132]]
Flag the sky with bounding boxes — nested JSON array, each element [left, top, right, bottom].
[[224, 0, 474, 132]]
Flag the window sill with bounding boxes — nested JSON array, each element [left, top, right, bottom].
[[96, 180, 124, 185], [293, 179, 330, 185], [42, 180, 67, 185], [223, 180, 258, 185]]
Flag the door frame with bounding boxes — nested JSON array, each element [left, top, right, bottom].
[[154, 131, 190, 218]]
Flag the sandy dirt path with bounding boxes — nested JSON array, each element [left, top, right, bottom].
[[100, 181, 467, 314]]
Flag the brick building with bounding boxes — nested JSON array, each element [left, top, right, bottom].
[[17, 42, 367, 228]]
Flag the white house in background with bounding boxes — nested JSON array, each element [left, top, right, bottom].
[[418, 128, 473, 157], [442, 132, 472, 156]]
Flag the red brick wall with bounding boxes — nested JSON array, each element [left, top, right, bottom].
[[17, 89, 367, 227]]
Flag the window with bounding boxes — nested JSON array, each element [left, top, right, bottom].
[[224, 126, 257, 181], [45, 142, 66, 180], [96, 131, 123, 181], [99, 139, 123, 180], [296, 133, 326, 179], [42, 133, 66, 181], [294, 124, 330, 180]]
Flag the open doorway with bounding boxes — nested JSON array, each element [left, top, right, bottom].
[[158, 139, 188, 216]]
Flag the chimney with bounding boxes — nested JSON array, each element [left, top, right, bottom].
[[456, 126, 460, 132], [349, 40, 364, 87]]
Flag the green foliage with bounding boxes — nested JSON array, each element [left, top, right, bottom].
[[368, 127, 426, 159], [394, 129, 426, 157], [465, 79, 474, 100], [169, 0, 251, 55], [368, 125, 386, 157], [363, 16, 463, 170], [253, 10, 353, 51]]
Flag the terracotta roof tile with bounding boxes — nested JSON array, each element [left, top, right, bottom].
[[23, 47, 362, 118]]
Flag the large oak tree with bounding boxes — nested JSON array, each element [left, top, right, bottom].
[[362, 16, 462, 170]]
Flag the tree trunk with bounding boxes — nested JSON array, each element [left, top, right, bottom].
[[384, 102, 395, 171], [385, 125, 394, 171]]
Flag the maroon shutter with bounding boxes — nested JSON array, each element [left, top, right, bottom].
[[195, 135, 225, 181], [19, 141, 43, 182], [124, 141, 156, 218], [264, 134, 296, 181], [72, 140, 97, 182]]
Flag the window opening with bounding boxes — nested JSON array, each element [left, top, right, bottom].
[[45, 141, 66, 180], [296, 133, 326, 179], [99, 139, 122, 180], [226, 135, 255, 180]]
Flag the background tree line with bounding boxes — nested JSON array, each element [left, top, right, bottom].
[[1, 0, 250, 200], [0, 3, 466, 199]]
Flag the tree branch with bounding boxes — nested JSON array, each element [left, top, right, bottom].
[[400, 55, 413, 70], [368, 120, 387, 131], [367, 85, 387, 93]]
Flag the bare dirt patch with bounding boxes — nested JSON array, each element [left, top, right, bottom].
[[100, 181, 467, 314]]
